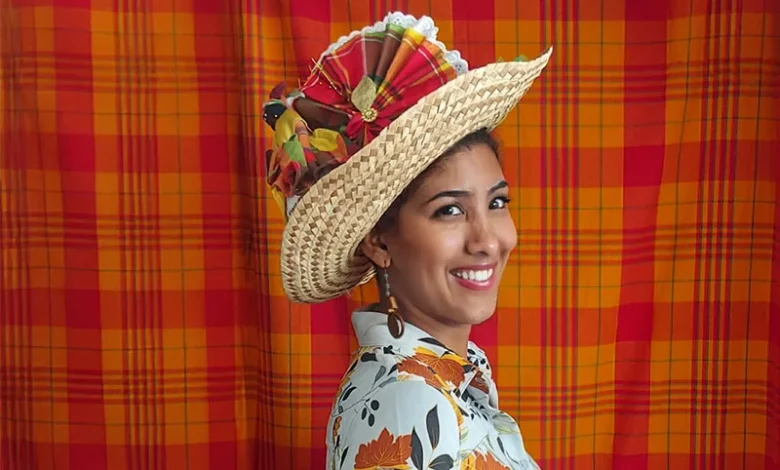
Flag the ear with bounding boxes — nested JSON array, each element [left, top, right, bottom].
[[360, 228, 390, 267]]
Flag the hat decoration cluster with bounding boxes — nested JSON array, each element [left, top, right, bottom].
[[261, 12, 470, 218]]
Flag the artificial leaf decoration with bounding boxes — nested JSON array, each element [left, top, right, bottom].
[[282, 136, 306, 165], [351, 75, 378, 115], [271, 108, 306, 148], [264, 123, 352, 207]]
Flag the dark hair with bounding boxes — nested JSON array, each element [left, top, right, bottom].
[[374, 128, 499, 233]]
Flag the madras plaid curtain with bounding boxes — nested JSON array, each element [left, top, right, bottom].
[[1, 1, 778, 469]]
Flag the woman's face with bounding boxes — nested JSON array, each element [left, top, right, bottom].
[[365, 143, 517, 329]]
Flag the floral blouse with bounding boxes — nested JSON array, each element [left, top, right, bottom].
[[326, 310, 539, 470]]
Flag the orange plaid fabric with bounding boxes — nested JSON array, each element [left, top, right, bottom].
[[1, 1, 778, 470]]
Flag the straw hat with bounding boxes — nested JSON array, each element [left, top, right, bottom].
[[262, 12, 552, 303]]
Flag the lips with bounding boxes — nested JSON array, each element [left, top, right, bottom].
[[450, 264, 497, 291]]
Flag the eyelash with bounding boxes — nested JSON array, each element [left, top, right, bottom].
[[433, 196, 511, 218]]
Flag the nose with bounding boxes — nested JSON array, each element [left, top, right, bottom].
[[465, 214, 500, 257]]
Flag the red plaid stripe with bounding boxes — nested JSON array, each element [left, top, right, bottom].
[[1, 1, 778, 469]]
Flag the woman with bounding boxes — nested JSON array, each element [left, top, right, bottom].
[[261, 12, 551, 469]]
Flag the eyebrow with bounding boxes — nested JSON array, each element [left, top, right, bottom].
[[425, 180, 509, 203]]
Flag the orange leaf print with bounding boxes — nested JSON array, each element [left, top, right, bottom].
[[471, 370, 490, 395], [461, 451, 511, 470], [397, 357, 446, 389], [481, 452, 511, 469], [412, 348, 467, 387], [332, 416, 341, 441], [461, 453, 477, 470], [353, 428, 412, 470]]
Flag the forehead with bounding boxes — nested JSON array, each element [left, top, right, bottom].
[[411, 145, 504, 198]]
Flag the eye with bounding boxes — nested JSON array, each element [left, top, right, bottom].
[[490, 196, 511, 210], [433, 204, 464, 218]]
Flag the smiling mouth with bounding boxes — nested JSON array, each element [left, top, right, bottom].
[[450, 265, 497, 291]]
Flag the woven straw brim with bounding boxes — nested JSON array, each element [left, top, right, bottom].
[[280, 48, 553, 303]]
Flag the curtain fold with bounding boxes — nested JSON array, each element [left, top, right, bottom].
[[1, 1, 778, 469]]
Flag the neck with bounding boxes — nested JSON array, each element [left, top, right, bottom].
[[375, 275, 472, 358], [398, 303, 472, 358]]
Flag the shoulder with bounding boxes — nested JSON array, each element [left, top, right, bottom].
[[333, 344, 470, 411], [333, 346, 449, 406], [331, 345, 466, 428], [332, 346, 398, 412]]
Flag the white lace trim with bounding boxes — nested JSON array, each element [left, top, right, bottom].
[[315, 11, 469, 76]]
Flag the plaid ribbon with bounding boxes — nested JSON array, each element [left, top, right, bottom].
[[300, 21, 459, 145]]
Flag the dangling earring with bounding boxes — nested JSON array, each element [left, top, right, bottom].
[[382, 264, 405, 338]]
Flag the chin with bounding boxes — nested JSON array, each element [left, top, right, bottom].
[[460, 302, 498, 326]]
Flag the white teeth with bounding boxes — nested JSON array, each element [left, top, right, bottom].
[[453, 269, 493, 282]]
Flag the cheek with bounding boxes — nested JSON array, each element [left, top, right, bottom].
[[392, 220, 462, 273], [401, 228, 460, 268]]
